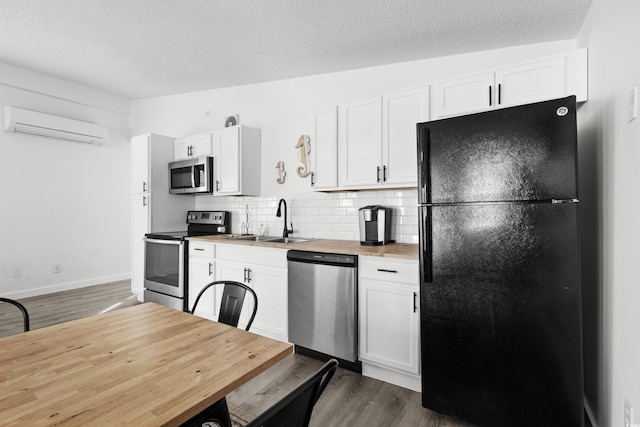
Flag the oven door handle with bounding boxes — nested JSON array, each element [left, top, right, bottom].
[[143, 238, 183, 245]]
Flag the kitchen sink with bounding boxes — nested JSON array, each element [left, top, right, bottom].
[[225, 235, 313, 244], [226, 235, 281, 242], [266, 237, 313, 244]]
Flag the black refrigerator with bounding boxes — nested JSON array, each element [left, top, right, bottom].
[[417, 96, 583, 427]]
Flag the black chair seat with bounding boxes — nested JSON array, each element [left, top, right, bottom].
[[245, 358, 338, 427]]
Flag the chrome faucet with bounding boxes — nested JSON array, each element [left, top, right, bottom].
[[276, 198, 293, 238]]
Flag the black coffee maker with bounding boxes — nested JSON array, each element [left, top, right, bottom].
[[358, 205, 391, 245]]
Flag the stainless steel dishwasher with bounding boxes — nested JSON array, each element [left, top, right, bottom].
[[287, 250, 360, 372]]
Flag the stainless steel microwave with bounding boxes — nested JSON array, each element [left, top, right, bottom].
[[169, 156, 213, 194]]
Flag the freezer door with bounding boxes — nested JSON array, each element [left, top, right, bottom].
[[419, 202, 583, 427], [417, 96, 578, 205]]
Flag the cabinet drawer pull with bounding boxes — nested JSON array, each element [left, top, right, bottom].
[[377, 268, 398, 273], [194, 248, 205, 251], [498, 83, 502, 105], [413, 292, 418, 313], [489, 85, 493, 106]]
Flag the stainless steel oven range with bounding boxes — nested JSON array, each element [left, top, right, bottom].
[[143, 210, 229, 311]]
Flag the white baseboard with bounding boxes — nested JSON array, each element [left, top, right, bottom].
[[6, 274, 131, 299], [361, 362, 421, 392]]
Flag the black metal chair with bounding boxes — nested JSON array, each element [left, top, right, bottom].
[[183, 281, 259, 427], [0, 297, 30, 332], [245, 358, 339, 427], [190, 280, 258, 331]]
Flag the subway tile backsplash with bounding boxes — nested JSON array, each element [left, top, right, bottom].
[[196, 189, 419, 244]]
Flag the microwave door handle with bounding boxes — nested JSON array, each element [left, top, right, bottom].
[[191, 165, 196, 189]]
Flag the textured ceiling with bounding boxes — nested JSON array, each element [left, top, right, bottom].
[[0, 0, 592, 100]]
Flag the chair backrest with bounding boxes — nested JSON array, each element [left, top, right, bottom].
[[245, 358, 339, 427], [0, 297, 30, 332], [190, 280, 258, 331]]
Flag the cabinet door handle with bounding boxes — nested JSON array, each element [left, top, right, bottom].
[[243, 268, 248, 283], [413, 292, 418, 313], [247, 268, 252, 283], [489, 86, 493, 106], [142, 182, 147, 193], [376, 166, 381, 183], [216, 180, 220, 191], [383, 165, 387, 182], [498, 83, 502, 105], [377, 268, 398, 273], [208, 263, 213, 276], [142, 196, 147, 207], [310, 172, 315, 187]]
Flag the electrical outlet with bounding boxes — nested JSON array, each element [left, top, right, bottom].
[[52, 263, 62, 274], [12, 266, 22, 278], [625, 398, 633, 427]]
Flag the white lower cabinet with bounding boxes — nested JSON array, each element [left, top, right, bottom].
[[358, 256, 420, 391], [215, 244, 288, 342], [188, 241, 216, 318]]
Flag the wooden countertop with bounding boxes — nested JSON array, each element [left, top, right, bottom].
[[0, 303, 292, 426], [188, 235, 418, 260]]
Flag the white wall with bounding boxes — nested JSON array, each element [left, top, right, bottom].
[[577, 0, 640, 426], [131, 40, 576, 243], [0, 63, 131, 298]]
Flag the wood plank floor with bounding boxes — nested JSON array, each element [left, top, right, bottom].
[[1, 281, 472, 426]]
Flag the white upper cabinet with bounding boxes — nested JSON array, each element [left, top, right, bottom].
[[337, 87, 428, 190], [212, 125, 261, 196], [174, 132, 213, 160], [311, 106, 338, 190], [430, 72, 495, 119], [338, 97, 383, 188], [430, 48, 588, 120], [131, 134, 150, 194], [382, 86, 429, 186]]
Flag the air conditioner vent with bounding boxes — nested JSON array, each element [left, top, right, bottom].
[[3, 106, 108, 146]]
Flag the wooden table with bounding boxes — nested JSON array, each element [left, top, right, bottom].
[[0, 303, 292, 426]]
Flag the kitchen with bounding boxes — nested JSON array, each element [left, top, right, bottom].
[[0, 0, 638, 426]]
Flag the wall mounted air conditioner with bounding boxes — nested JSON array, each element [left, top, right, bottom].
[[3, 106, 108, 146]]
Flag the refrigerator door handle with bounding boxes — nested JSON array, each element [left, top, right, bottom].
[[417, 126, 430, 204], [419, 206, 433, 283]]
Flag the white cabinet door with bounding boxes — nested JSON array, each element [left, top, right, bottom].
[[131, 193, 149, 299], [495, 56, 567, 108], [382, 87, 429, 186], [215, 259, 287, 340], [212, 127, 241, 195], [188, 257, 215, 318], [245, 263, 288, 340], [175, 132, 213, 160], [311, 106, 338, 190], [430, 72, 495, 120], [431, 49, 588, 120], [338, 97, 383, 188], [359, 279, 420, 375], [131, 135, 149, 194]]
